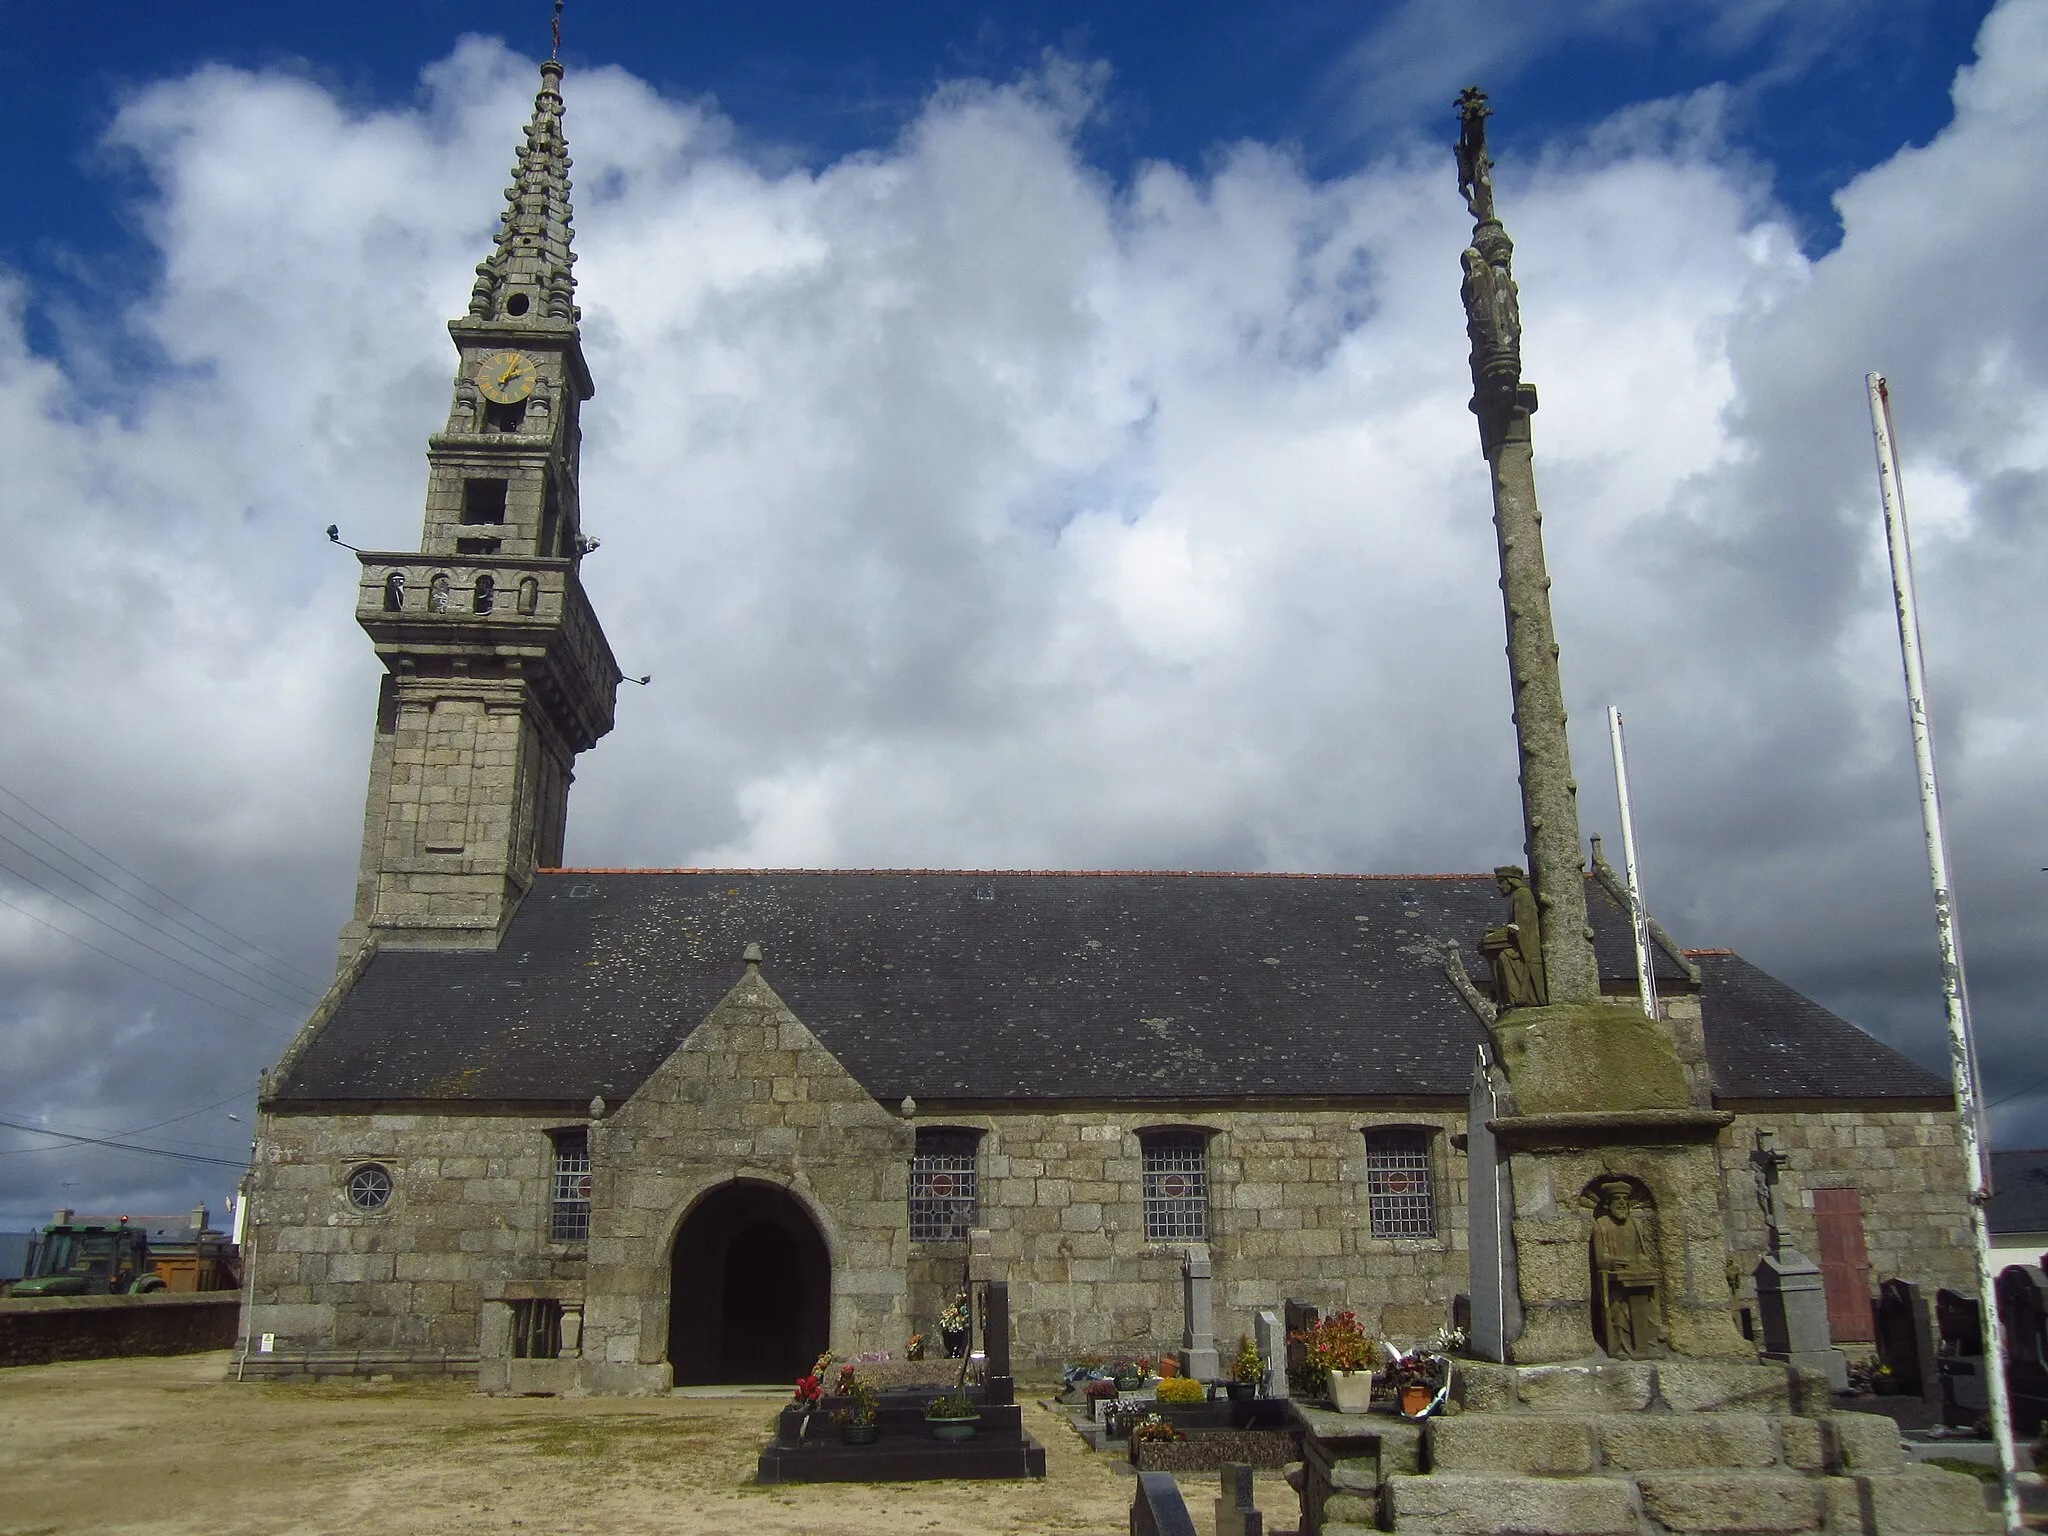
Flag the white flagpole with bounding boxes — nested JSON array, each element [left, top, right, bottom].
[[1607, 706, 1658, 1019], [1866, 372, 2018, 1533]]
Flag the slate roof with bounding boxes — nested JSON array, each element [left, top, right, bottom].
[[272, 869, 1947, 1111], [1989, 1150, 2048, 1237], [1690, 950, 1950, 1101]]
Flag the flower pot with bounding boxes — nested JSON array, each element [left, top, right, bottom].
[[928, 1414, 980, 1442], [1327, 1369, 1373, 1414], [1400, 1383, 1432, 1417], [1114, 1372, 1143, 1393], [840, 1421, 879, 1445], [941, 1327, 969, 1359], [1226, 1381, 1256, 1402]]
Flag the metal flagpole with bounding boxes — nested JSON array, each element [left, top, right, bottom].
[[1866, 372, 2020, 1534], [1607, 706, 1658, 1020]]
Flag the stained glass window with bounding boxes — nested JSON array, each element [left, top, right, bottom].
[[1142, 1131, 1208, 1242], [1365, 1128, 1435, 1239]]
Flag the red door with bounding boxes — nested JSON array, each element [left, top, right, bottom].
[[1812, 1187, 1876, 1343]]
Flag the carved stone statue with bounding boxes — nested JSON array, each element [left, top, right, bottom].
[[1481, 865, 1547, 1010], [1589, 1180, 1662, 1358]]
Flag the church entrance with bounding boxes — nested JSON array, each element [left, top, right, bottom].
[[668, 1181, 831, 1385]]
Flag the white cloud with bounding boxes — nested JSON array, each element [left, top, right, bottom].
[[5, 5, 2048, 1218]]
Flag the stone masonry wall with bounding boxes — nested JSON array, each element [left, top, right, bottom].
[[1719, 1107, 1975, 1313], [904, 1107, 1470, 1370], [246, 1109, 587, 1359]]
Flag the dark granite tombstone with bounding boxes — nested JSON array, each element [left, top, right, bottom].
[[1874, 1277, 1937, 1401], [1935, 1287, 1987, 1427], [1994, 1265, 2048, 1435]]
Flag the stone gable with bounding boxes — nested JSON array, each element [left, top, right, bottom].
[[578, 963, 913, 1392]]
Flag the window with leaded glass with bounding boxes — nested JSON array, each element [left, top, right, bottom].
[[910, 1128, 979, 1242], [1365, 1128, 1435, 1239], [550, 1129, 591, 1242], [1141, 1130, 1209, 1242]]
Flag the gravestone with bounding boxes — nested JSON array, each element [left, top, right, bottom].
[[1750, 1132, 1847, 1390], [1283, 1300, 1318, 1390], [1874, 1276, 1937, 1402], [1936, 1287, 1988, 1426], [983, 1279, 1015, 1409], [1755, 1252, 1848, 1391], [1465, 1053, 1520, 1361], [1214, 1462, 1264, 1536], [1179, 1243, 1220, 1381], [1254, 1309, 1288, 1400]]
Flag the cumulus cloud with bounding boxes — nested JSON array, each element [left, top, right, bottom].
[[3, 5, 2047, 1221]]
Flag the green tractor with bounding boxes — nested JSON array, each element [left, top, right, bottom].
[[7, 1214, 167, 1297]]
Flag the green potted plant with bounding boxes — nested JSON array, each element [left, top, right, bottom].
[[924, 1389, 980, 1441], [1288, 1310, 1376, 1413], [1228, 1334, 1263, 1401], [1111, 1354, 1150, 1392], [831, 1364, 880, 1444]]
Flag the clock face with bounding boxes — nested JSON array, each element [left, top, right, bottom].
[[476, 350, 538, 404]]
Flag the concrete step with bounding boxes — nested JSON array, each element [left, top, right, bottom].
[[1386, 1472, 1639, 1535], [1424, 1408, 1907, 1478]]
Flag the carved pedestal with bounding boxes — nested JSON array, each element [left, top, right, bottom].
[[1488, 1003, 1750, 1365]]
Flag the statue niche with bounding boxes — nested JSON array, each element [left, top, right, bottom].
[[1584, 1176, 1664, 1359], [1481, 864, 1547, 1010]]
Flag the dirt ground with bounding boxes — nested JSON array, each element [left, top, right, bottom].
[[0, 1352, 1256, 1536]]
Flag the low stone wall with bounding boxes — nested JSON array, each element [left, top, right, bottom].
[[0, 1293, 240, 1368]]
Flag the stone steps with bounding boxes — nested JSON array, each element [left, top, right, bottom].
[[1380, 1465, 1995, 1536], [1291, 1361, 1999, 1536]]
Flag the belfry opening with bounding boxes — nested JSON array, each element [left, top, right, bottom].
[[667, 1181, 830, 1386]]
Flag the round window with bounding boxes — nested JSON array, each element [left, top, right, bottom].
[[345, 1164, 393, 1211]]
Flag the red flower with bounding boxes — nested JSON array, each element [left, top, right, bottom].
[[794, 1374, 823, 1406]]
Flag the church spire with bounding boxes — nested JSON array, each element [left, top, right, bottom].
[[335, 50, 619, 964], [466, 59, 579, 329]]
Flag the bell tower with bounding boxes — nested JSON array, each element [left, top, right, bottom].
[[339, 58, 620, 962]]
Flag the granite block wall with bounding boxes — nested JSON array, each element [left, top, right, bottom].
[[904, 1106, 1469, 1369]]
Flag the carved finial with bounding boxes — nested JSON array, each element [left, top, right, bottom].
[[899, 1096, 917, 1118], [588, 1095, 606, 1118], [743, 940, 763, 967], [1454, 87, 1495, 226], [1454, 87, 1525, 455]]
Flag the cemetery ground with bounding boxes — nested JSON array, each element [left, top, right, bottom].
[[0, 1350, 1227, 1536]]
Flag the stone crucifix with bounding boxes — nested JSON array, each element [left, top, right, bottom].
[[1455, 87, 1600, 1006]]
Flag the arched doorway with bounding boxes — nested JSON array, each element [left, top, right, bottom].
[[668, 1181, 831, 1385]]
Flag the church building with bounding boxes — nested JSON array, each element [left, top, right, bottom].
[[243, 59, 1976, 1392]]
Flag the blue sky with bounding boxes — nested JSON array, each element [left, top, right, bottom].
[[13, 0, 1996, 346], [2, 0, 2043, 1223]]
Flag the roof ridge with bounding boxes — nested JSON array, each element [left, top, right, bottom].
[[536, 867, 1502, 880]]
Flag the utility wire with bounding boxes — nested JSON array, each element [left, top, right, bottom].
[[0, 1083, 261, 1157], [0, 855, 309, 1019], [0, 888, 280, 1030], [0, 1115, 249, 1170], [0, 803, 320, 1004], [0, 779, 327, 991]]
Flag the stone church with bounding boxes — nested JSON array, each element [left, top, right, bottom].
[[243, 59, 1975, 1393]]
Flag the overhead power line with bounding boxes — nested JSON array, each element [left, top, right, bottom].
[[0, 888, 280, 1030], [0, 805, 320, 1005], [0, 1115, 250, 1170], [0, 854, 308, 1019], [0, 779, 327, 992], [0, 832, 314, 1014], [0, 1083, 261, 1158]]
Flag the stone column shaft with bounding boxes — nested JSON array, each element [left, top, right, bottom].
[[1489, 407, 1599, 1004]]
